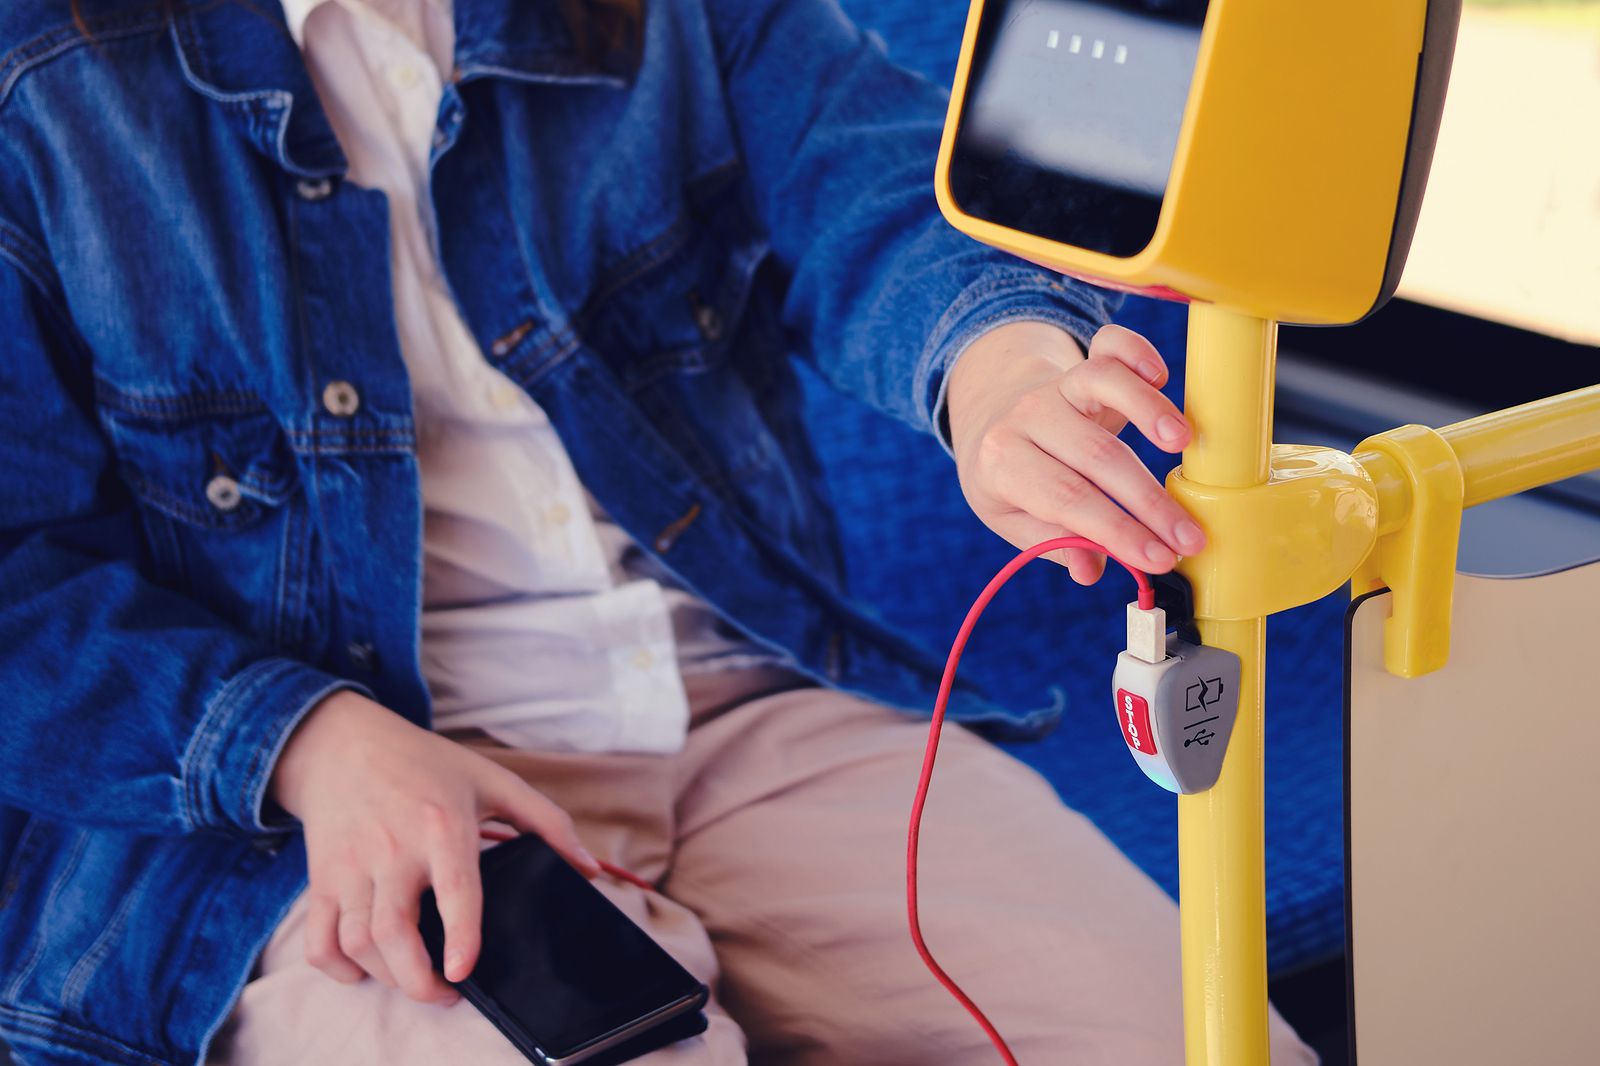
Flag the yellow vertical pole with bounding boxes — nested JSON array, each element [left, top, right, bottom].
[[1178, 303, 1277, 1066]]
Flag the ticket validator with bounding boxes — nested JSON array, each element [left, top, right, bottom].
[[935, 0, 1460, 325], [934, 4, 1465, 1063]]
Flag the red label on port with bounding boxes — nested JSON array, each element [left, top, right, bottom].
[[1116, 689, 1157, 755]]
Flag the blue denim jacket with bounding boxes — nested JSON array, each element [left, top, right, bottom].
[[0, 0, 1114, 1061]]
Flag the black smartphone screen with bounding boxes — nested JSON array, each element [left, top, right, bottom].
[[947, 0, 1209, 258], [419, 835, 707, 1063]]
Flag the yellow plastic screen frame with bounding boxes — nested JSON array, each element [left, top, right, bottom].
[[934, 0, 1431, 325]]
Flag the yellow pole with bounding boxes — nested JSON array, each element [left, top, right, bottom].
[[1178, 303, 1277, 1066]]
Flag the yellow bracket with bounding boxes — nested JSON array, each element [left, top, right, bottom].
[[1351, 425, 1465, 678], [1167, 444, 1379, 621]]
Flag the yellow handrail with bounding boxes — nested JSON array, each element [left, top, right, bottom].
[[1362, 385, 1600, 535]]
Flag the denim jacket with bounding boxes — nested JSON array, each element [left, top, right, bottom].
[[0, 0, 1114, 1061]]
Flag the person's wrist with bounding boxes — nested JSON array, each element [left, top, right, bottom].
[[946, 321, 1086, 454], [269, 689, 373, 819]]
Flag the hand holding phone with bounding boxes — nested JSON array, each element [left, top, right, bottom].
[[271, 690, 600, 1003]]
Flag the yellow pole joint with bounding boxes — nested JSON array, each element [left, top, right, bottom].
[[1349, 384, 1600, 678], [1168, 445, 1378, 621], [1351, 425, 1465, 678]]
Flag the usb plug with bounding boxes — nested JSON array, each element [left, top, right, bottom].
[[1126, 602, 1168, 665]]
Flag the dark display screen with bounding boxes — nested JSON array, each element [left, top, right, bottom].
[[948, 0, 1208, 258], [419, 835, 704, 1060], [474, 845, 694, 1056]]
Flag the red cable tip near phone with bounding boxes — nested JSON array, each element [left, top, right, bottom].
[[479, 823, 657, 893], [906, 537, 1154, 1066]]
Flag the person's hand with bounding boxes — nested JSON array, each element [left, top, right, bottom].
[[946, 320, 1206, 584], [269, 690, 599, 1004]]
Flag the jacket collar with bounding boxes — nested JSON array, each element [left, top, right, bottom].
[[169, 0, 627, 177], [453, 0, 633, 88]]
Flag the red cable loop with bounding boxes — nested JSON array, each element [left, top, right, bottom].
[[478, 536, 1154, 1066], [907, 537, 1152, 1065]]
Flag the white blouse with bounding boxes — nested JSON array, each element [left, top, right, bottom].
[[282, 0, 778, 753]]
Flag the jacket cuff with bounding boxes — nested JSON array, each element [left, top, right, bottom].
[[183, 657, 371, 834], [917, 268, 1121, 457]]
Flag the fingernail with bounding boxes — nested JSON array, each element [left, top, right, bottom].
[[445, 950, 465, 979], [577, 846, 599, 870], [1157, 415, 1186, 442], [1145, 541, 1175, 568], [1139, 361, 1163, 384], [1175, 520, 1206, 552]]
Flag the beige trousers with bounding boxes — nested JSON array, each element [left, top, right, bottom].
[[212, 669, 1315, 1065]]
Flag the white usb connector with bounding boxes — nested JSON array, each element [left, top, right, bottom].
[[1125, 601, 1168, 665]]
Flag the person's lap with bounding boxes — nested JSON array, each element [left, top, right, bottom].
[[211, 670, 1316, 1065]]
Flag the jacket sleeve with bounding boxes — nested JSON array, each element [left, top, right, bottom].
[[704, 0, 1121, 441], [0, 251, 362, 837]]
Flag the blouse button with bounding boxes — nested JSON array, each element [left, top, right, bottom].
[[491, 383, 522, 412], [390, 64, 421, 91], [295, 176, 335, 202], [322, 380, 361, 417], [205, 475, 243, 512]]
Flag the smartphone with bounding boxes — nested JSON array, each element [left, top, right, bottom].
[[417, 833, 709, 1065]]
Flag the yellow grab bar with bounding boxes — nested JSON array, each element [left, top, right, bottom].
[[1362, 385, 1600, 535]]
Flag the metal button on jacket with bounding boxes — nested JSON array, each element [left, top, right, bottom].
[[694, 303, 723, 341], [346, 640, 377, 672], [322, 380, 360, 416], [205, 475, 242, 512], [295, 177, 335, 202]]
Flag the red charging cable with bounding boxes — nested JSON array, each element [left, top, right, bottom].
[[479, 535, 1153, 1066], [907, 536, 1153, 1065], [477, 823, 652, 890]]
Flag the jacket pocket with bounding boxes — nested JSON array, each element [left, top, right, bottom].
[[571, 153, 755, 367], [94, 397, 319, 655]]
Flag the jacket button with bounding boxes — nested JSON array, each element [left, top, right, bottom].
[[694, 303, 723, 342], [346, 640, 377, 671], [825, 630, 845, 682], [205, 475, 243, 512], [295, 176, 335, 202], [322, 380, 361, 416]]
